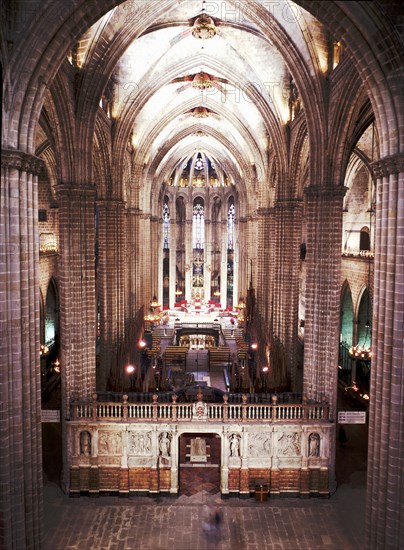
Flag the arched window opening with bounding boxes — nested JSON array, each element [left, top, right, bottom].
[[227, 201, 235, 251], [175, 197, 186, 298], [192, 198, 205, 301], [162, 197, 170, 307], [192, 198, 205, 249], [45, 279, 59, 348], [163, 199, 170, 250], [359, 227, 370, 251], [39, 290, 45, 345], [211, 197, 222, 301], [340, 286, 354, 347], [357, 288, 372, 349], [227, 197, 235, 307]]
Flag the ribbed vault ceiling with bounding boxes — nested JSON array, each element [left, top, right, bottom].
[[69, 0, 329, 192]]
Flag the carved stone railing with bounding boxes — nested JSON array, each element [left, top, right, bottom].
[[70, 394, 330, 423]]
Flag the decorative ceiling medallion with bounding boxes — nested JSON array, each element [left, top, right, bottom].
[[192, 71, 213, 90], [192, 4, 216, 40], [192, 106, 210, 118]]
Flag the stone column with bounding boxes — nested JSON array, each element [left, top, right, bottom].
[[125, 207, 141, 318], [150, 216, 160, 300], [204, 219, 212, 302], [220, 220, 228, 309], [96, 200, 125, 391], [366, 154, 404, 550], [271, 205, 282, 337], [275, 200, 303, 390], [58, 182, 97, 415], [0, 150, 43, 549], [303, 185, 346, 415], [169, 203, 177, 308], [185, 219, 192, 302], [238, 217, 248, 298], [257, 208, 272, 325], [267, 209, 276, 324], [139, 213, 152, 307]]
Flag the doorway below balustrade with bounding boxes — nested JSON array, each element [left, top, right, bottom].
[[179, 433, 221, 496]]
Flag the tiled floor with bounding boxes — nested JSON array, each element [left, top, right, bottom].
[[42, 479, 366, 550]]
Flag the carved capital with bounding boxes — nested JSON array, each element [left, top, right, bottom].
[[304, 184, 348, 199], [275, 199, 303, 211], [57, 182, 96, 199], [372, 153, 404, 178], [2, 149, 44, 175], [257, 207, 272, 216]]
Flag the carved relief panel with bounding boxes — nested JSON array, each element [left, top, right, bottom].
[[248, 432, 272, 457], [98, 431, 122, 455], [277, 432, 301, 456]]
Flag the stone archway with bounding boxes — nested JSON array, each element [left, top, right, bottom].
[[178, 432, 221, 496]]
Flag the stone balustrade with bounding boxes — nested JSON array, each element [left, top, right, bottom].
[[70, 394, 330, 423]]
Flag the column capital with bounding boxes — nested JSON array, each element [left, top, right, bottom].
[[96, 198, 125, 208], [274, 199, 303, 210], [304, 184, 348, 199], [1, 148, 44, 175], [126, 207, 142, 215], [57, 182, 96, 197], [257, 207, 272, 216], [372, 152, 404, 178]]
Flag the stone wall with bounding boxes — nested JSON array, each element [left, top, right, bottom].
[[67, 421, 332, 498]]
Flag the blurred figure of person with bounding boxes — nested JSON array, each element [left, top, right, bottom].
[[202, 508, 222, 546]]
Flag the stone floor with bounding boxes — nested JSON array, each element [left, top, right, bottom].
[[42, 407, 368, 550], [41, 320, 368, 549], [42, 477, 366, 550]]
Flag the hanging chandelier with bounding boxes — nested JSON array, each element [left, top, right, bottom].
[[192, 2, 217, 40], [40, 344, 49, 356], [192, 71, 213, 90], [150, 294, 161, 309], [235, 296, 245, 310], [348, 344, 372, 360]]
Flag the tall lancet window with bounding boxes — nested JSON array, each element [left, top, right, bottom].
[[163, 200, 170, 249], [192, 199, 205, 249], [228, 202, 235, 250]]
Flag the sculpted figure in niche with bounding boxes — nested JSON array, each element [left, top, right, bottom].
[[159, 432, 171, 457], [80, 431, 91, 456], [308, 433, 320, 457], [229, 434, 240, 457]]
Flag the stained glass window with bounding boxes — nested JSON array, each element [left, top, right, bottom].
[[228, 203, 235, 250], [192, 200, 204, 249], [163, 201, 170, 249]]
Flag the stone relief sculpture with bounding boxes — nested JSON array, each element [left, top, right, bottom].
[[192, 400, 208, 419], [80, 431, 91, 456], [308, 433, 320, 457], [98, 431, 121, 455], [278, 432, 301, 456], [229, 434, 240, 457], [159, 432, 171, 458], [131, 432, 152, 456], [248, 432, 272, 457]]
